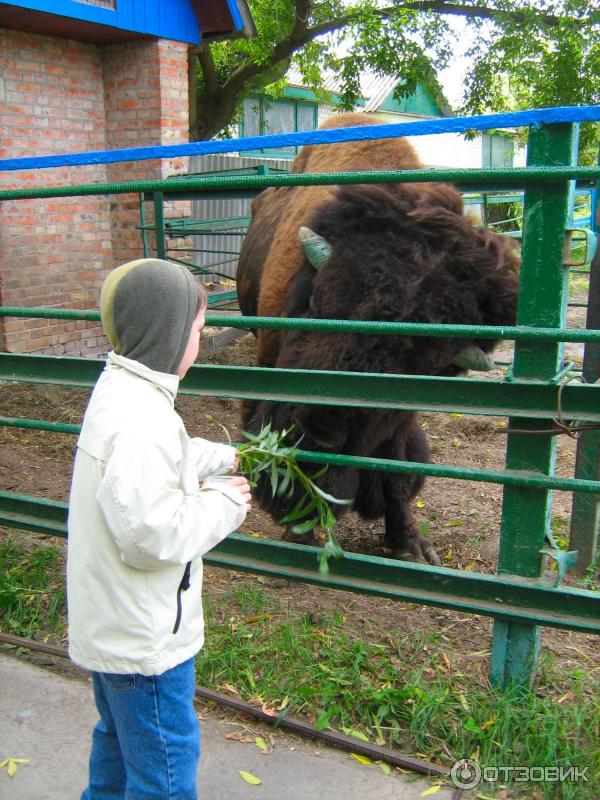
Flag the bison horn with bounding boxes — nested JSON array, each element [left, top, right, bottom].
[[298, 227, 332, 270], [452, 345, 495, 372]]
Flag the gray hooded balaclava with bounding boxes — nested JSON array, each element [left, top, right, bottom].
[[100, 258, 199, 375]]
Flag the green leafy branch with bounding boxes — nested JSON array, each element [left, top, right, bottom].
[[236, 422, 352, 574]]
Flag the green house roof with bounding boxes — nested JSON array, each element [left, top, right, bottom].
[[282, 69, 451, 118], [378, 82, 447, 117]]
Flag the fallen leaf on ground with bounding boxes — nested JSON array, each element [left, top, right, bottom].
[[350, 753, 372, 765], [225, 732, 255, 744], [244, 615, 272, 624], [238, 770, 262, 785], [0, 758, 30, 778], [420, 786, 443, 797]]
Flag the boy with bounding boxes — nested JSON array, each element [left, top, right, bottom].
[[67, 258, 251, 799]]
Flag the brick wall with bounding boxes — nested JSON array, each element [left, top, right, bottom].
[[102, 39, 191, 274], [0, 31, 111, 355], [157, 40, 194, 267], [0, 30, 190, 356]]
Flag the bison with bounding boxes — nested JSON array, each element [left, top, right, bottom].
[[236, 113, 519, 564]]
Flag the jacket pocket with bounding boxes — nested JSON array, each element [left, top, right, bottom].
[[173, 561, 192, 634]]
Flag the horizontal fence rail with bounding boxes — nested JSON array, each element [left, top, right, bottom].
[[1, 492, 599, 636], [2, 353, 600, 421], [3, 415, 600, 494], [2, 306, 600, 344], [1, 166, 599, 204]]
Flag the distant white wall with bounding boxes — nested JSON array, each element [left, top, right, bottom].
[[514, 145, 527, 167], [318, 104, 337, 126], [316, 106, 493, 169], [407, 132, 483, 168]]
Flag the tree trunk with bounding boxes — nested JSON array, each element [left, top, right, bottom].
[[191, 96, 238, 141]]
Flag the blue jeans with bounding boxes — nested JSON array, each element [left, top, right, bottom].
[[82, 657, 200, 800]]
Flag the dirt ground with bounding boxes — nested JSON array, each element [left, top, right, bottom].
[[1, 297, 598, 680]]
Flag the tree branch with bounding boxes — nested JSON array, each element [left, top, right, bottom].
[[223, 0, 315, 95], [223, 0, 569, 96], [395, 0, 566, 28], [195, 44, 219, 97], [290, 0, 311, 38], [193, 0, 586, 137], [304, 0, 567, 38]]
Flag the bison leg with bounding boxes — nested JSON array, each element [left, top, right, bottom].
[[383, 491, 441, 564], [381, 424, 441, 566]]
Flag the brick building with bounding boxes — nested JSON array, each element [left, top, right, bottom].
[[0, 0, 253, 355]]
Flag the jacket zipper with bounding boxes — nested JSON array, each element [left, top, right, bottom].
[[173, 561, 192, 634]]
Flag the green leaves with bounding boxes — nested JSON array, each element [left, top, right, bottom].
[[237, 424, 351, 573], [458, 0, 599, 163], [195, 0, 598, 160], [291, 518, 320, 536]]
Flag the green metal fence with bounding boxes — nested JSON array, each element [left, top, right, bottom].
[[2, 119, 600, 690]]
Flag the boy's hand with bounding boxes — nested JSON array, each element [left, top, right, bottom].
[[231, 454, 240, 473], [223, 475, 252, 511]]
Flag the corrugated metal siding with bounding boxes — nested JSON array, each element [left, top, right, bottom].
[[286, 68, 399, 111], [187, 154, 291, 282], [361, 75, 403, 113], [79, 0, 115, 7]]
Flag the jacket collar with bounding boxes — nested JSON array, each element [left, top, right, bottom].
[[106, 351, 179, 403]]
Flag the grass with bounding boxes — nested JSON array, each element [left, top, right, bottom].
[[1, 534, 598, 799], [578, 553, 600, 592], [0, 535, 66, 639], [198, 579, 600, 799]]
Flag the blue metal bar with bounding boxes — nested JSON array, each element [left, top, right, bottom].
[[1, 107, 599, 173]]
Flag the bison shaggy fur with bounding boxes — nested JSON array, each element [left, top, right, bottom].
[[236, 113, 519, 563]]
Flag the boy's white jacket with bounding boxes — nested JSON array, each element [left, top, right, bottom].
[[67, 352, 248, 675]]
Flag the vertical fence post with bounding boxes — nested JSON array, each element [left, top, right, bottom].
[[490, 122, 579, 689], [569, 239, 600, 572], [154, 191, 166, 259], [139, 192, 149, 258]]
